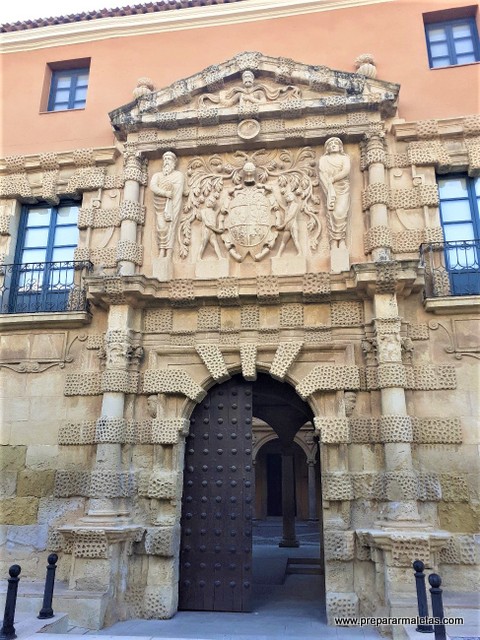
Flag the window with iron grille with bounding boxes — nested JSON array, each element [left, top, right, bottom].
[[438, 175, 480, 295], [6, 203, 80, 313]]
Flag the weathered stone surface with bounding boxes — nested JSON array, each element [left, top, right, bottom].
[[0, 498, 39, 524], [16, 470, 55, 497], [0, 446, 26, 471]]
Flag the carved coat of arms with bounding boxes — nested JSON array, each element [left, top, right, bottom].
[[179, 148, 321, 262]]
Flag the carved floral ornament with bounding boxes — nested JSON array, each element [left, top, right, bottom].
[[149, 143, 353, 262]]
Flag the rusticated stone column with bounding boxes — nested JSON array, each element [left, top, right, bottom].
[[83, 305, 141, 524], [118, 144, 144, 276], [363, 133, 392, 262], [373, 292, 421, 527]]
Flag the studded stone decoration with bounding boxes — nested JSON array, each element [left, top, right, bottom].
[[151, 418, 189, 445], [54, 470, 90, 497], [217, 277, 240, 305], [414, 417, 462, 444], [147, 471, 177, 500], [324, 531, 355, 561], [376, 363, 407, 388], [219, 329, 240, 345], [0, 155, 33, 199], [95, 417, 127, 443], [102, 370, 140, 394], [239, 344, 257, 381], [391, 535, 431, 567], [196, 344, 230, 382], [257, 276, 279, 304], [241, 305, 260, 330], [385, 471, 418, 501], [74, 246, 118, 269], [58, 420, 96, 445], [144, 526, 179, 557], [279, 304, 304, 328], [314, 417, 350, 443], [64, 372, 102, 396], [410, 365, 457, 390], [144, 309, 173, 332], [407, 141, 451, 169], [0, 207, 11, 236], [351, 473, 385, 500], [408, 323, 429, 341], [326, 593, 358, 625], [465, 136, 480, 172], [439, 475, 469, 502], [375, 261, 398, 293], [66, 167, 107, 194], [296, 366, 360, 399], [90, 470, 136, 498], [417, 473, 442, 501], [330, 301, 363, 326], [349, 418, 377, 443], [362, 183, 390, 210], [169, 279, 195, 307], [197, 306, 221, 331], [143, 587, 175, 619], [303, 273, 331, 301], [143, 369, 206, 402], [392, 229, 424, 253], [78, 207, 121, 229], [170, 331, 195, 346], [304, 327, 332, 343], [322, 473, 354, 501], [379, 415, 413, 442], [117, 240, 144, 266], [102, 275, 127, 304], [72, 530, 109, 559], [440, 536, 476, 565], [269, 341, 303, 381], [364, 226, 393, 253]]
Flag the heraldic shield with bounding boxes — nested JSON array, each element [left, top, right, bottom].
[[222, 185, 278, 261]]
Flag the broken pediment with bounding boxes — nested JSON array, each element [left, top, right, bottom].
[[109, 51, 400, 148]]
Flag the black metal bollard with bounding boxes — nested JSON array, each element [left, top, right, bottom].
[[428, 573, 447, 640], [37, 554, 58, 619], [0, 564, 21, 640], [413, 560, 434, 633]]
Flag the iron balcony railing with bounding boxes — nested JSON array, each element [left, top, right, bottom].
[[0, 260, 93, 314], [420, 239, 480, 298]]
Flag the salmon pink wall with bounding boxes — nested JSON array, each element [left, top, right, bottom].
[[1, 0, 478, 156]]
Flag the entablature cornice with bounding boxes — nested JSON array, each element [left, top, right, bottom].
[[0, 147, 120, 176], [85, 261, 424, 309]]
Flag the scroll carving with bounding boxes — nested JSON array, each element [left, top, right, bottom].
[[198, 70, 301, 109]]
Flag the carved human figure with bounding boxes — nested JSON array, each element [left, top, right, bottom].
[[150, 151, 186, 257], [197, 195, 224, 260], [198, 70, 301, 108], [147, 394, 158, 419], [277, 190, 301, 257], [318, 137, 351, 250]]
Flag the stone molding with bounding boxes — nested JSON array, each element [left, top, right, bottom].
[[269, 341, 303, 381], [195, 344, 230, 382], [143, 368, 206, 401]]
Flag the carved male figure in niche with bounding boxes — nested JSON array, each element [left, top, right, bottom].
[[197, 195, 224, 260], [198, 70, 301, 108], [277, 189, 301, 257], [344, 391, 357, 417], [150, 151, 186, 257], [318, 137, 351, 250]]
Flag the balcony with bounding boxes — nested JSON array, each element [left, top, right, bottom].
[[420, 240, 480, 297], [0, 261, 93, 315]]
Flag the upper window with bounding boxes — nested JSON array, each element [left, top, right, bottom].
[[424, 13, 480, 68], [47, 67, 89, 111], [5, 204, 80, 313], [438, 175, 480, 295]]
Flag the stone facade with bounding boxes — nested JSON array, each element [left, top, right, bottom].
[[0, 33, 479, 635]]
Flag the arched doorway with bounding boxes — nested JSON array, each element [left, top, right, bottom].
[[178, 373, 321, 613]]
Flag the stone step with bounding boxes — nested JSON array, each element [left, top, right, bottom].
[[286, 557, 323, 575]]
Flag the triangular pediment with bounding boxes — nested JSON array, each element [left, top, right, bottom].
[[110, 51, 399, 143]]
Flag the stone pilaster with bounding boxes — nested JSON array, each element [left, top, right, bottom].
[[119, 144, 144, 276], [363, 133, 392, 262]]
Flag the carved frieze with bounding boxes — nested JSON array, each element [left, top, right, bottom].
[[179, 147, 320, 262]]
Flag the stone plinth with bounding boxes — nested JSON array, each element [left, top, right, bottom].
[[152, 258, 173, 281], [271, 255, 307, 276], [330, 245, 350, 273], [195, 258, 229, 279]]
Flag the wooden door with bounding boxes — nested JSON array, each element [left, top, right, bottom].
[[179, 378, 254, 612]]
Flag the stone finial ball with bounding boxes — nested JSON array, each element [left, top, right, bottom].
[[412, 559, 424, 572], [428, 573, 442, 588], [9, 564, 21, 578]]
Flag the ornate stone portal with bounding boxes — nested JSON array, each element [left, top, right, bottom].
[[5, 51, 478, 631]]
